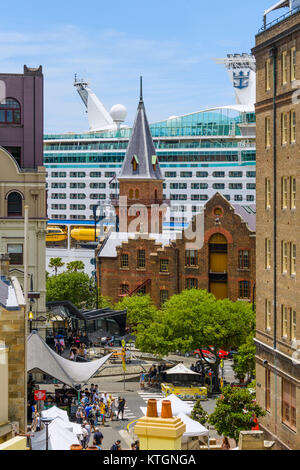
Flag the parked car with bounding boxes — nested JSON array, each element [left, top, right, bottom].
[[193, 348, 229, 360]]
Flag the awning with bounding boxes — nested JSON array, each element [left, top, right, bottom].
[[27, 331, 112, 388], [140, 394, 193, 417], [166, 363, 201, 375], [177, 413, 209, 441], [41, 406, 82, 435]]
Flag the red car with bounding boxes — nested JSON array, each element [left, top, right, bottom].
[[193, 348, 229, 360]]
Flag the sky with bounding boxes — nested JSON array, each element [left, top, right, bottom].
[[0, 0, 286, 133]]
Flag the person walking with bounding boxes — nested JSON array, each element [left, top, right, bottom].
[[110, 439, 121, 451], [117, 397, 126, 421], [93, 427, 103, 447], [80, 423, 89, 449], [139, 372, 145, 390], [110, 396, 117, 421]]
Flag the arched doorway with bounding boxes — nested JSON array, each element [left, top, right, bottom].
[[209, 233, 228, 299]]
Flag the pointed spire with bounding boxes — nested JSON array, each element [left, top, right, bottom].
[[119, 79, 162, 181], [139, 76, 143, 104]]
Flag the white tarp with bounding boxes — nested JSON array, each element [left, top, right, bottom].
[[41, 406, 82, 435], [140, 394, 193, 417], [166, 363, 201, 375], [177, 412, 209, 442], [27, 332, 112, 388], [31, 417, 80, 451]]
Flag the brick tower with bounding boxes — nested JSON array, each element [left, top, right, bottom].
[[115, 78, 165, 234]]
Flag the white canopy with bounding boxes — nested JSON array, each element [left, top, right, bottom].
[[140, 394, 193, 417], [31, 417, 80, 451], [177, 412, 209, 442], [41, 406, 82, 435], [166, 363, 201, 376], [27, 332, 112, 388]]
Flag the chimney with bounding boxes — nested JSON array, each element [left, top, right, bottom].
[[0, 254, 10, 279]]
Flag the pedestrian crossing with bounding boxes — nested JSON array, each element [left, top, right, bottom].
[[137, 390, 195, 408], [110, 396, 137, 421]]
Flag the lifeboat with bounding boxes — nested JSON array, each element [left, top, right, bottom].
[[46, 226, 68, 242], [70, 227, 107, 241]]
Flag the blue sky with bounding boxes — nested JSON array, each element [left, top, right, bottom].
[[0, 0, 284, 132]]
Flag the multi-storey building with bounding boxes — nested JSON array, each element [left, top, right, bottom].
[[97, 88, 256, 306], [0, 66, 47, 321], [253, 0, 300, 450]]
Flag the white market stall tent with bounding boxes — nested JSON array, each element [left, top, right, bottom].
[[41, 406, 82, 435], [177, 412, 209, 442], [31, 416, 80, 451]]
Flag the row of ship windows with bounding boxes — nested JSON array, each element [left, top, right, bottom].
[[47, 182, 256, 190], [49, 194, 256, 213], [48, 171, 256, 178], [50, 193, 255, 202]]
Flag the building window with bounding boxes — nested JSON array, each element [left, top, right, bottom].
[[137, 250, 146, 269], [120, 284, 129, 295], [185, 250, 197, 267], [4, 146, 21, 166], [239, 281, 250, 299], [265, 58, 272, 91], [281, 305, 288, 338], [121, 254, 129, 268], [291, 243, 296, 276], [239, 250, 249, 269], [281, 241, 288, 274], [281, 113, 288, 145], [0, 98, 21, 124], [160, 290, 169, 305], [7, 192, 23, 216], [291, 310, 297, 342], [185, 278, 198, 289], [265, 178, 271, 209], [160, 259, 169, 273], [265, 369, 271, 412], [265, 238, 271, 269], [282, 51, 288, 85], [282, 379, 296, 431], [291, 177, 296, 209], [290, 110, 296, 143], [7, 244, 23, 265], [265, 116, 271, 148], [291, 46, 296, 82], [266, 299, 272, 331], [281, 177, 288, 209]]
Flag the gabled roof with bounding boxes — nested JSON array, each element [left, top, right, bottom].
[[118, 79, 163, 181]]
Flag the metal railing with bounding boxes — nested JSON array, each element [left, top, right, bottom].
[[259, 6, 300, 33]]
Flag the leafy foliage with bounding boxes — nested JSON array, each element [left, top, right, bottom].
[[66, 260, 85, 272], [232, 335, 256, 381], [46, 271, 96, 309], [135, 289, 255, 358], [115, 294, 157, 334], [48, 257, 65, 275], [190, 400, 208, 426], [208, 385, 266, 443]]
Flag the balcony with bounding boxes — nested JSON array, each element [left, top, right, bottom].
[[209, 273, 228, 283], [259, 3, 300, 33]]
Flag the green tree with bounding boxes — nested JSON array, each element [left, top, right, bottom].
[[208, 385, 266, 444], [46, 271, 96, 309], [232, 335, 256, 382], [190, 400, 208, 426], [115, 294, 158, 333], [66, 260, 85, 272], [49, 257, 65, 275], [136, 289, 255, 383]]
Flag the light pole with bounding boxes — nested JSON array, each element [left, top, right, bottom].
[[40, 417, 54, 451]]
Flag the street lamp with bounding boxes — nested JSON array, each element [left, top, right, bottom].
[[40, 417, 54, 451]]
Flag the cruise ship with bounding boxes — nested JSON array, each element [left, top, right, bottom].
[[44, 53, 256, 276]]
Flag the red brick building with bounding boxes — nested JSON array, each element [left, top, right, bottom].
[[96, 85, 256, 306]]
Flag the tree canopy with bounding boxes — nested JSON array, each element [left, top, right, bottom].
[[46, 271, 96, 309], [135, 289, 255, 358], [115, 294, 157, 333], [208, 384, 266, 443], [232, 334, 256, 382], [48, 257, 65, 275], [66, 260, 85, 272]]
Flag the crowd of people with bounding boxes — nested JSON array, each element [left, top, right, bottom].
[[140, 364, 169, 389]]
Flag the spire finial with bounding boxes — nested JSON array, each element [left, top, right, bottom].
[[139, 76, 143, 103]]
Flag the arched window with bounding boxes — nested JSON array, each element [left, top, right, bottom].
[[0, 98, 21, 124], [135, 189, 139, 199], [129, 189, 134, 199], [7, 192, 23, 216]]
